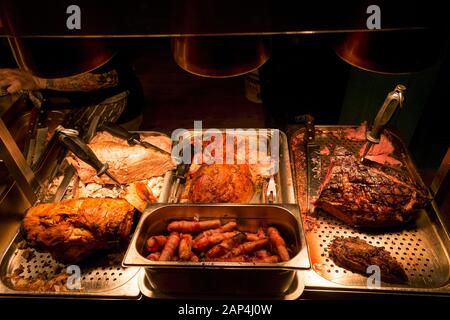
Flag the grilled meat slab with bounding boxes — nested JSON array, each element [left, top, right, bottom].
[[67, 132, 175, 185], [22, 198, 135, 264], [315, 147, 429, 228], [329, 236, 408, 284]]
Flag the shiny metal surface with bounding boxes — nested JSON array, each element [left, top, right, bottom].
[[123, 204, 310, 295], [173, 129, 296, 204], [138, 268, 305, 300], [291, 125, 450, 294], [0, 118, 38, 204], [0, 131, 171, 297], [0, 229, 141, 297], [334, 30, 445, 74], [172, 36, 271, 78]]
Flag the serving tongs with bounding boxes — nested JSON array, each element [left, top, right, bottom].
[[360, 84, 406, 163], [55, 125, 123, 189], [168, 144, 194, 203], [100, 121, 171, 156]]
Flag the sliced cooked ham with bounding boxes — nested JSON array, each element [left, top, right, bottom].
[[67, 132, 175, 184], [360, 134, 401, 166]]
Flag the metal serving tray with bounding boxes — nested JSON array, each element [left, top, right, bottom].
[[0, 131, 173, 298], [290, 125, 450, 295], [172, 129, 296, 204], [137, 269, 305, 300], [123, 204, 310, 297]]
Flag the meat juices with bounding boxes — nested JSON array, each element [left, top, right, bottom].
[[329, 237, 408, 284], [315, 147, 430, 228]]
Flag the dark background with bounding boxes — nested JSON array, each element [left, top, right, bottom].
[[1, 34, 449, 175]]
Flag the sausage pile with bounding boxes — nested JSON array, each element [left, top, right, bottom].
[[144, 219, 291, 263]]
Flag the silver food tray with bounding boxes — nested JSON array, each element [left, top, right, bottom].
[[123, 204, 310, 297], [137, 269, 305, 300], [0, 131, 173, 298], [290, 125, 450, 295], [172, 129, 296, 204]]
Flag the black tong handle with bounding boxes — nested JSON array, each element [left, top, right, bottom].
[[100, 122, 140, 146], [58, 134, 108, 176]]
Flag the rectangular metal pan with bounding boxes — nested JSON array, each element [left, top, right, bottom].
[[123, 204, 310, 296], [170, 129, 296, 204], [290, 125, 450, 295], [0, 131, 173, 298]]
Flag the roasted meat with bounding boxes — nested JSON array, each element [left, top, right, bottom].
[[344, 123, 401, 165], [187, 164, 254, 203], [67, 131, 175, 185], [122, 181, 157, 212], [329, 237, 408, 284], [360, 134, 401, 166], [22, 198, 135, 264], [315, 147, 429, 228]]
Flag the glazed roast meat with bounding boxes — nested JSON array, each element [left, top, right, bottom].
[[22, 198, 135, 264], [187, 164, 254, 203], [329, 236, 408, 284], [315, 147, 430, 228]]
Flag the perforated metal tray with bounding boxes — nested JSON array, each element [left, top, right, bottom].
[[0, 131, 173, 298], [290, 125, 450, 294], [0, 232, 140, 297]]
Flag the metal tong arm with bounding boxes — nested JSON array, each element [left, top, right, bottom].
[[367, 84, 406, 144], [100, 121, 171, 156], [100, 122, 140, 146], [58, 133, 109, 176], [174, 163, 190, 181]]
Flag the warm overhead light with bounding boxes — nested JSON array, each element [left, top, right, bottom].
[[172, 35, 271, 78], [334, 29, 445, 74]]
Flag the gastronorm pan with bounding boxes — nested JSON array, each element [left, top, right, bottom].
[[171, 128, 296, 204], [123, 204, 310, 297], [0, 131, 173, 298], [290, 125, 450, 295]]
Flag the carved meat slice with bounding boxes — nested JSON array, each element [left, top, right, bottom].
[[67, 132, 175, 185], [329, 236, 408, 284]]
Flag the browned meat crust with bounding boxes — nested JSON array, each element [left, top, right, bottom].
[[329, 236, 408, 284], [187, 164, 254, 203], [22, 198, 135, 264], [315, 147, 430, 228]]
